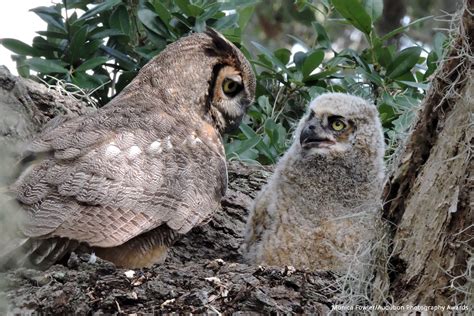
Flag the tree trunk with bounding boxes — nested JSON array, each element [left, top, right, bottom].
[[377, 0, 406, 46], [377, 0, 473, 307]]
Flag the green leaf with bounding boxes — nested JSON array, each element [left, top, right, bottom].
[[378, 101, 396, 124], [293, 52, 306, 70], [79, 0, 121, 20], [110, 5, 131, 36], [89, 28, 126, 40], [374, 45, 392, 67], [144, 29, 168, 50], [302, 49, 324, 78], [68, 25, 88, 62], [220, 0, 256, 10], [134, 46, 156, 61], [423, 50, 438, 80], [274, 48, 291, 65], [0, 39, 40, 56], [358, 67, 383, 85], [240, 123, 259, 139], [392, 109, 417, 133], [221, 29, 241, 44], [33, 13, 66, 31], [65, 0, 89, 10], [82, 39, 103, 57], [252, 41, 291, 76], [30, 6, 65, 31], [138, 9, 170, 38], [197, 3, 222, 23], [36, 31, 69, 39], [175, 0, 204, 17], [308, 86, 327, 99], [397, 80, 429, 90], [349, 49, 371, 72], [332, 0, 372, 35], [225, 137, 260, 157], [264, 119, 282, 148], [380, 16, 432, 42], [31, 36, 63, 55], [75, 56, 108, 72], [25, 58, 68, 74], [68, 11, 80, 26], [257, 95, 272, 116], [303, 68, 338, 83], [433, 32, 447, 58], [247, 107, 264, 124], [362, 0, 383, 22], [100, 46, 136, 70], [238, 5, 255, 30], [71, 71, 103, 89], [152, 1, 172, 24], [171, 12, 193, 29], [30, 5, 61, 17], [386, 47, 422, 79], [213, 13, 239, 30], [312, 22, 331, 49], [289, 3, 314, 26], [240, 124, 275, 162]]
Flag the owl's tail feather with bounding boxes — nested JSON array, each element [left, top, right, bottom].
[[0, 237, 78, 271]]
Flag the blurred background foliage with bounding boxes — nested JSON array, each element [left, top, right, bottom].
[[0, 0, 459, 164]]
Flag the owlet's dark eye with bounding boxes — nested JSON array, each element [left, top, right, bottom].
[[222, 78, 242, 96], [330, 118, 346, 131]]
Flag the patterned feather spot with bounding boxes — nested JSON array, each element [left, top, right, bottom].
[[128, 146, 142, 159], [147, 141, 162, 154], [105, 145, 121, 157]]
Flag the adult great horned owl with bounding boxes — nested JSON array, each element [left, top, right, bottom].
[[244, 93, 384, 272], [2, 29, 255, 269]]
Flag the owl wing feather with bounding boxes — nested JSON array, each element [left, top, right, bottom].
[[13, 103, 227, 249]]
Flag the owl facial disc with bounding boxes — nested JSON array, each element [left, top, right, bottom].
[[299, 112, 355, 154]]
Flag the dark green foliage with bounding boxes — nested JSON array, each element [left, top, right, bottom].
[[1, 0, 446, 164]]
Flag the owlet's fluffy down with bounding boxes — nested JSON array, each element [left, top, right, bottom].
[[244, 93, 385, 272]]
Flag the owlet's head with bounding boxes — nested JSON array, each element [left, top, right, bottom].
[[297, 93, 385, 159]]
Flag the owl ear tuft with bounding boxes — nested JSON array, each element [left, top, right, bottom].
[[204, 28, 240, 67]]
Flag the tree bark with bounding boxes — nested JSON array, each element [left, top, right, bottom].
[[377, 0, 473, 307], [377, 0, 406, 46]]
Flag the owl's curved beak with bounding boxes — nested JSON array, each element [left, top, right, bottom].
[[299, 121, 335, 149]]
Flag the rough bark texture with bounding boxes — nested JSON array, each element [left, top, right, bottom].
[[378, 0, 473, 306], [1, 256, 337, 314]]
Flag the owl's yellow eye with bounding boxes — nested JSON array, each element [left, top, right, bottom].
[[331, 119, 346, 131], [222, 78, 241, 95]]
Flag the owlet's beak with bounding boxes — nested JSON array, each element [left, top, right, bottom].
[[299, 118, 335, 149]]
